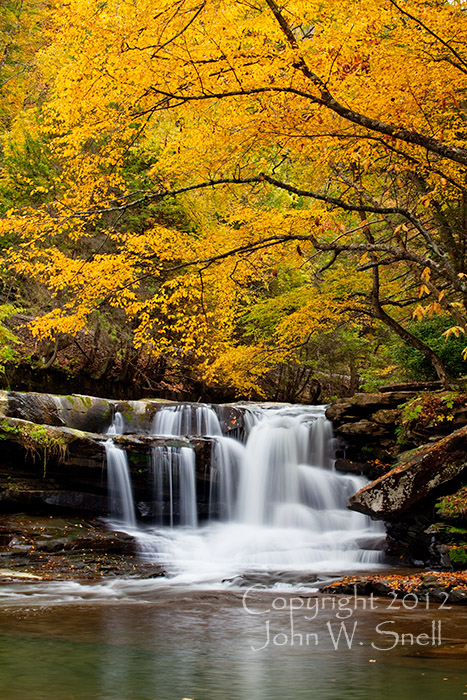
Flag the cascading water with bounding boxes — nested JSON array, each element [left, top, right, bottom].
[[107, 411, 125, 436], [152, 404, 222, 437], [209, 437, 245, 520], [105, 412, 136, 527], [130, 404, 386, 583], [152, 446, 198, 527]]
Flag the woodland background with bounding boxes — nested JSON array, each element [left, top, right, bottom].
[[1, 0, 467, 402]]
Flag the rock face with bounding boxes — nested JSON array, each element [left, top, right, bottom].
[[4, 390, 245, 435], [325, 391, 417, 468], [0, 391, 247, 520], [0, 415, 216, 519], [349, 425, 467, 520], [325, 391, 417, 424]]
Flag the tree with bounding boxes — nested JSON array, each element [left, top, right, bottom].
[[0, 1, 49, 372], [2, 0, 467, 392]]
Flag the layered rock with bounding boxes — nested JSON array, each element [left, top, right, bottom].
[[349, 426, 467, 520], [0, 419, 217, 518], [2, 390, 245, 435]]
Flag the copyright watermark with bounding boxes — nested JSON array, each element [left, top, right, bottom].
[[242, 585, 447, 651]]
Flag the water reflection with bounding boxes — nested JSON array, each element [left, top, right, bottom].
[[0, 588, 465, 700]]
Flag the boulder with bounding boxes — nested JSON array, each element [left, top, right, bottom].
[[337, 420, 389, 440], [325, 391, 416, 423], [349, 425, 467, 520]]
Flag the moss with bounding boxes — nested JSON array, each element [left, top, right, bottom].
[[436, 485, 467, 522], [123, 410, 133, 424], [128, 452, 148, 467], [0, 419, 68, 476], [78, 396, 93, 408], [449, 547, 467, 569], [431, 522, 467, 545]]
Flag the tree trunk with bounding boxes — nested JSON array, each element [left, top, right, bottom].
[[371, 270, 455, 388]]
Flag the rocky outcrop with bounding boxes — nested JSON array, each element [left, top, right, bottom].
[[326, 387, 467, 481], [2, 390, 245, 435], [325, 390, 417, 468], [0, 414, 214, 519], [0, 390, 251, 520], [325, 391, 417, 424], [349, 425, 467, 520]]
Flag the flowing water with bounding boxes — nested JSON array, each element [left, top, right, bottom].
[[105, 404, 385, 584], [152, 445, 198, 528], [105, 413, 136, 527], [0, 403, 465, 699], [0, 583, 465, 700]]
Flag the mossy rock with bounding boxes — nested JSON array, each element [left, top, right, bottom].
[[428, 522, 467, 546], [436, 485, 467, 524], [449, 546, 467, 569]]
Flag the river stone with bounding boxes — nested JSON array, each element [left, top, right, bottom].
[[348, 425, 467, 520], [449, 588, 467, 604]]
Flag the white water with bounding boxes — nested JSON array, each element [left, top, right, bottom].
[[105, 412, 136, 527], [107, 411, 125, 436], [209, 437, 245, 520], [152, 446, 198, 527], [105, 441, 137, 527], [128, 404, 386, 584], [152, 403, 222, 437]]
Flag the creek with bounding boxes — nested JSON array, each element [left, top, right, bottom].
[[0, 401, 465, 699]]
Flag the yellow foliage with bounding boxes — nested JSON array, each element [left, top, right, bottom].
[[442, 326, 466, 340], [2, 0, 467, 389]]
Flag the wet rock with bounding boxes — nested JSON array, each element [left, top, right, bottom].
[[322, 570, 467, 605], [337, 420, 389, 439], [448, 587, 467, 604], [349, 425, 467, 520], [6, 391, 64, 427], [0, 514, 150, 579], [325, 392, 416, 423], [3, 390, 247, 437], [0, 412, 215, 518], [0, 488, 108, 514], [334, 458, 365, 475]]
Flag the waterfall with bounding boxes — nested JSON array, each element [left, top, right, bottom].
[[107, 411, 125, 436], [209, 437, 245, 520], [105, 440, 136, 527], [152, 446, 198, 527], [128, 404, 386, 581], [152, 404, 222, 437]]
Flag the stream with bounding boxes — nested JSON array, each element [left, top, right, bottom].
[[0, 583, 465, 700], [0, 402, 465, 698]]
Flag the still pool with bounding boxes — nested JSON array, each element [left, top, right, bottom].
[[0, 579, 465, 700]]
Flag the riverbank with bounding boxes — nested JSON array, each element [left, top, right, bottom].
[[323, 571, 467, 604], [0, 514, 164, 580]]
